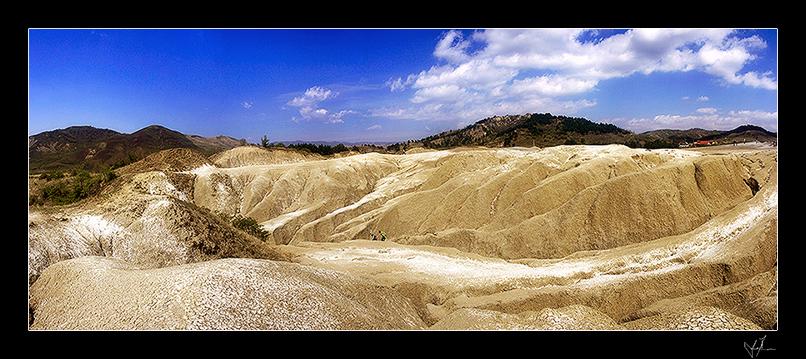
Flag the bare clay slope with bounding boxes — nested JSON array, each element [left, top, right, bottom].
[[185, 145, 776, 330], [28, 148, 288, 287], [193, 145, 766, 260], [209, 146, 323, 168], [29, 144, 776, 330], [28, 148, 425, 330], [30, 257, 424, 330]]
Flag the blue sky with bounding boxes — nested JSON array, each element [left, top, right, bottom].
[[29, 29, 777, 143]]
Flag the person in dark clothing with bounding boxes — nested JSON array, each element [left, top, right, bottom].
[[379, 230, 387, 241]]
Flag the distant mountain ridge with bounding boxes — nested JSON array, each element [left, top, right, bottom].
[[29, 125, 248, 173], [389, 113, 777, 151], [29, 116, 777, 173]]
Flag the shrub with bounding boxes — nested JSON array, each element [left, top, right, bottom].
[[624, 139, 642, 148], [227, 214, 269, 241], [101, 167, 118, 182], [36, 168, 118, 205], [644, 139, 677, 149], [40, 180, 77, 205], [111, 154, 138, 170], [40, 171, 65, 181], [287, 143, 350, 156], [560, 116, 628, 134], [29, 194, 43, 206]]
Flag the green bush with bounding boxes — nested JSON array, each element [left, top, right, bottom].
[[227, 214, 269, 241], [111, 154, 138, 170], [624, 139, 642, 148], [644, 139, 677, 149], [101, 167, 118, 182], [40, 171, 65, 181], [36, 167, 118, 206], [287, 143, 350, 156], [29, 194, 43, 206], [560, 116, 627, 134]]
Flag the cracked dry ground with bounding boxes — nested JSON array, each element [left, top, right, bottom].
[[28, 144, 777, 330]]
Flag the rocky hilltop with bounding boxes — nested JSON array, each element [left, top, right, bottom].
[[389, 113, 777, 151]]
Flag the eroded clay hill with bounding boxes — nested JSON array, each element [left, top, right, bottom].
[[28, 144, 777, 330], [27, 148, 288, 287], [191, 145, 773, 258]]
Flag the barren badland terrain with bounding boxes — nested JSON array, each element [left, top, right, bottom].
[[27, 136, 777, 330]]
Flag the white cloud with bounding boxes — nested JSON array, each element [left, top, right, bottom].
[[379, 28, 776, 125], [697, 96, 710, 102], [366, 124, 382, 130], [607, 108, 777, 133], [696, 37, 777, 90], [728, 109, 778, 121], [287, 86, 353, 124], [411, 84, 468, 104], [241, 101, 253, 109], [696, 107, 718, 114], [735, 71, 777, 90], [386, 74, 417, 92], [327, 110, 356, 124], [288, 86, 336, 107], [510, 75, 597, 96], [414, 60, 517, 91], [681, 96, 690, 100], [298, 106, 328, 119], [434, 30, 472, 64]]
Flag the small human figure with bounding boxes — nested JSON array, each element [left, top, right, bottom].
[[379, 230, 387, 241]]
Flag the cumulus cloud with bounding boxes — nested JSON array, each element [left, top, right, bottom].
[[696, 107, 718, 114], [734, 71, 777, 90], [386, 74, 417, 92], [697, 96, 710, 102], [288, 86, 336, 107], [379, 28, 776, 125], [434, 30, 472, 63], [366, 124, 382, 130], [299, 107, 328, 118], [327, 110, 356, 124], [607, 108, 777, 133], [411, 84, 468, 104], [287, 86, 353, 124], [241, 101, 253, 109], [510, 75, 598, 96]]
